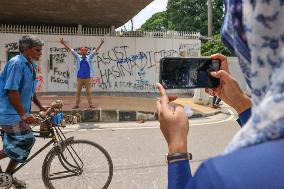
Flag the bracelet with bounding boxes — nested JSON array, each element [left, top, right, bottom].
[[166, 152, 192, 164]]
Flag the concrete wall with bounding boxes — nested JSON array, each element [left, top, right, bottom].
[[227, 57, 250, 95], [0, 33, 201, 93]]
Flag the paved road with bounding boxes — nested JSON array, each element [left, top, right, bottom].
[[0, 111, 240, 189]]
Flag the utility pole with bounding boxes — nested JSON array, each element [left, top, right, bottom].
[[208, 0, 213, 37], [193, 0, 214, 106]]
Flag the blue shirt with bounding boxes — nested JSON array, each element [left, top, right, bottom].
[[71, 49, 96, 78], [0, 54, 37, 125], [77, 58, 90, 78]]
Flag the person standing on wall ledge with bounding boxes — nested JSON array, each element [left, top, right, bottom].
[[60, 38, 104, 109]]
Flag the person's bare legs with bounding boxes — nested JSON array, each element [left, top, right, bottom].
[[0, 150, 18, 183], [0, 150, 8, 172], [85, 78, 94, 108], [5, 159, 18, 174], [0, 124, 29, 188], [0, 151, 25, 187], [6, 159, 27, 188], [74, 78, 83, 109], [0, 150, 7, 160]]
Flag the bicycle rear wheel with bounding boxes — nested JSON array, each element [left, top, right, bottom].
[[42, 140, 113, 189]]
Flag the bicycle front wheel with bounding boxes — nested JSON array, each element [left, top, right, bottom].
[[43, 140, 113, 189]]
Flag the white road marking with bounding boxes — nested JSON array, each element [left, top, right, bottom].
[[190, 109, 235, 126]]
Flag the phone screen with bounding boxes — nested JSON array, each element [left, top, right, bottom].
[[160, 57, 220, 89]]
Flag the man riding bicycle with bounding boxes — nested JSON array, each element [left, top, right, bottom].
[[0, 35, 47, 188]]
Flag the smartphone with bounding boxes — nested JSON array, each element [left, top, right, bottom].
[[159, 57, 221, 89]]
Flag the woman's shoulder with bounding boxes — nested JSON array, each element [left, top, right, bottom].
[[200, 138, 284, 189]]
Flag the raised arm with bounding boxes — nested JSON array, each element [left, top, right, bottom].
[[60, 38, 71, 52], [95, 39, 104, 53], [156, 83, 192, 189]]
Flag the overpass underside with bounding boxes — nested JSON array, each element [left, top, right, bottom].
[[0, 0, 153, 28]]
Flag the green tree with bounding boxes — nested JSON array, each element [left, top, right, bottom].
[[166, 0, 224, 35], [139, 0, 224, 35], [140, 11, 168, 31], [167, 0, 207, 34], [201, 34, 233, 56]]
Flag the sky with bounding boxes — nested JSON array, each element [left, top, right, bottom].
[[117, 0, 168, 31]]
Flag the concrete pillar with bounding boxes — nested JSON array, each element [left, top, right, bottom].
[[110, 25, 116, 36], [208, 0, 213, 37], [77, 24, 82, 35], [193, 88, 210, 105]]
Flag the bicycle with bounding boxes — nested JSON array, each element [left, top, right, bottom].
[[0, 100, 113, 189]]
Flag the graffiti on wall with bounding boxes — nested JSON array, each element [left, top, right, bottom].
[[93, 45, 180, 91], [48, 47, 70, 87], [179, 42, 200, 57], [5, 42, 20, 63], [49, 47, 68, 64], [36, 66, 44, 92], [5, 42, 18, 52], [50, 67, 70, 85]]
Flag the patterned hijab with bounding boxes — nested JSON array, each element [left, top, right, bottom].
[[221, 0, 284, 153]]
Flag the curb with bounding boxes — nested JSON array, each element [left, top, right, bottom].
[[33, 109, 158, 123], [190, 110, 222, 119], [33, 109, 221, 123]]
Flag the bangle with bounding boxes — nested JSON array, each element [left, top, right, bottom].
[[166, 152, 192, 164]]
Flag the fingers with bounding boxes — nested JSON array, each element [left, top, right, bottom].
[[25, 116, 35, 124], [33, 116, 41, 124], [156, 83, 177, 102], [211, 53, 227, 61], [156, 100, 161, 115], [205, 88, 215, 96], [211, 53, 229, 73], [156, 83, 169, 110], [205, 88, 219, 96], [174, 105, 187, 116], [210, 70, 231, 81]]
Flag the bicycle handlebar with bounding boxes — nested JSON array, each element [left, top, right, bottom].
[[38, 100, 63, 119]]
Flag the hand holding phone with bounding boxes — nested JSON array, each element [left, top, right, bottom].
[[159, 57, 221, 89]]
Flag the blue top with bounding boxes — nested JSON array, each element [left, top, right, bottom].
[[0, 54, 37, 125], [236, 108, 251, 127], [168, 109, 265, 189], [71, 49, 96, 78], [77, 58, 90, 78], [168, 137, 284, 189]]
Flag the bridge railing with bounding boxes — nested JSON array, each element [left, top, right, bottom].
[[0, 24, 110, 36], [116, 30, 200, 39], [0, 24, 200, 39]]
